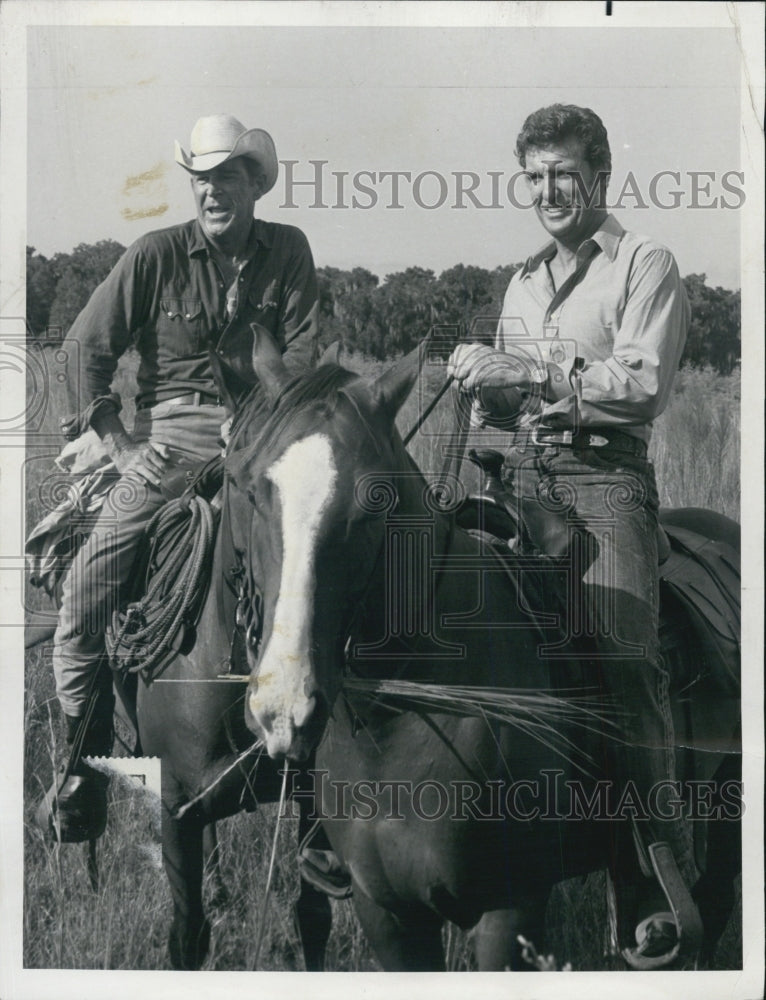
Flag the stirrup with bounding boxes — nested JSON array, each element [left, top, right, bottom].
[[298, 847, 353, 900], [622, 842, 703, 970]]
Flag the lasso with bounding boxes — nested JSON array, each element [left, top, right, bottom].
[[105, 493, 217, 678]]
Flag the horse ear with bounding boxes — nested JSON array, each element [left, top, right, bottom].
[[370, 340, 426, 421], [318, 341, 344, 367], [251, 323, 290, 406]]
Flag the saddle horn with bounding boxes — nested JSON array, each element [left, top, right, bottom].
[[251, 323, 291, 406]]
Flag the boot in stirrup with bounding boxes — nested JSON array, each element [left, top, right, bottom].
[[35, 713, 112, 844], [622, 841, 703, 970]]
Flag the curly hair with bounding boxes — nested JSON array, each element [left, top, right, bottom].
[[514, 104, 612, 175]]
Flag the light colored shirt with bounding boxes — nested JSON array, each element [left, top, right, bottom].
[[488, 214, 690, 443]]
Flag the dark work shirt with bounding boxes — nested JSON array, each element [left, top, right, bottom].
[[63, 218, 318, 413]]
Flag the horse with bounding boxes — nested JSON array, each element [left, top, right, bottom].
[[228, 332, 741, 971], [26, 372, 336, 972], [106, 379, 336, 970]]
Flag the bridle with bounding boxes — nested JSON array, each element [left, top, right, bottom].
[[228, 374, 466, 692]]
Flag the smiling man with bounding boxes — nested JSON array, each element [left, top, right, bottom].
[[37, 114, 318, 842], [448, 104, 697, 967]]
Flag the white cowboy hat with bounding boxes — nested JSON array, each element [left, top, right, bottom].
[[174, 114, 278, 193]]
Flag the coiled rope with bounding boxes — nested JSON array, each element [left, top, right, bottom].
[[106, 493, 217, 677]]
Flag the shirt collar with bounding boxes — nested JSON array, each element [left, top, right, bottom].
[[519, 241, 557, 278], [519, 213, 625, 278], [589, 213, 624, 261], [188, 217, 273, 258]]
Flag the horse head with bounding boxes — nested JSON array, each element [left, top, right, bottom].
[[227, 329, 424, 761]]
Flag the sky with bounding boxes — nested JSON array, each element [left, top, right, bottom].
[[27, 24, 744, 288]]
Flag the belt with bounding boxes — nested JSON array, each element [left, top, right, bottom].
[[137, 391, 222, 411], [531, 427, 648, 458]]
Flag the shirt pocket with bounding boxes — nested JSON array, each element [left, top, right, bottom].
[[157, 297, 206, 357], [564, 322, 613, 365]]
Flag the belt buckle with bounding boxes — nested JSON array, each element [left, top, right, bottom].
[[587, 433, 609, 448], [531, 427, 572, 447]]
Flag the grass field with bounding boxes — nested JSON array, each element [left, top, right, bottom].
[[23, 345, 741, 970]]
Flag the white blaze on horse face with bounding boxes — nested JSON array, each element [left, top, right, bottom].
[[248, 433, 337, 757]]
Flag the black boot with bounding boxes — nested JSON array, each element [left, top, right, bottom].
[[35, 712, 112, 844]]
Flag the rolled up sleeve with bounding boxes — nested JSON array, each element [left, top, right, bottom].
[[61, 243, 148, 427], [542, 248, 690, 428]]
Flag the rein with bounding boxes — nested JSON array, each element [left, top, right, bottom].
[[402, 373, 471, 507], [402, 374, 453, 446]]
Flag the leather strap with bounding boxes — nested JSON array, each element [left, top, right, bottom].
[[137, 390, 222, 411], [434, 383, 471, 505], [622, 841, 703, 969], [532, 427, 647, 458], [402, 374, 454, 446]]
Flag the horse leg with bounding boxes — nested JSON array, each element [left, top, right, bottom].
[[163, 806, 211, 970], [352, 891, 445, 971], [692, 752, 742, 964], [293, 879, 332, 971], [202, 821, 229, 909], [291, 800, 332, 970], [472, 899, 547, 971]]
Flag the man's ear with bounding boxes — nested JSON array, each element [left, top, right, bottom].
[[253, 168, 267, 200], [597, 170, 611, 208]]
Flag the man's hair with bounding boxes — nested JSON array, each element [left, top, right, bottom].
[[514, 104, 612, 175]]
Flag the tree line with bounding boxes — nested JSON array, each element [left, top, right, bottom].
[[26, 243, 741, 375]]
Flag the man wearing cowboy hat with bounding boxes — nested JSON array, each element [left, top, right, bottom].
[[37, 114, 318, 841]]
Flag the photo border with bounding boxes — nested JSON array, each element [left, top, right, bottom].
[[1, 3, 762, 999]]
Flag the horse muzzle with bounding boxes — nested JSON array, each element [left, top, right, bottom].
[[244, 673, 325, 762]]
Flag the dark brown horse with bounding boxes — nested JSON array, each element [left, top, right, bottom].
[[27, 369, 333, 971], [229, 336, 741, 970], [123, 381, 334, 971]]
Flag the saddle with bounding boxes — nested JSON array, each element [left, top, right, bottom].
[[457, 449, 741, 697]]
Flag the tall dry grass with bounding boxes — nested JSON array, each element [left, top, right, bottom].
[[23, 346, 740, 970], [649, 366, 740, 519]]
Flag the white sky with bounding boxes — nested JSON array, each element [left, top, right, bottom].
[[27, 24, 743, 287]]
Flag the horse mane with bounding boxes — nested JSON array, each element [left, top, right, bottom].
[[225, 363, 363, 477]]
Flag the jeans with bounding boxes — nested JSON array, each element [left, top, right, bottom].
[[503, 442, 689, 867], [52, 403, 227, 716]]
